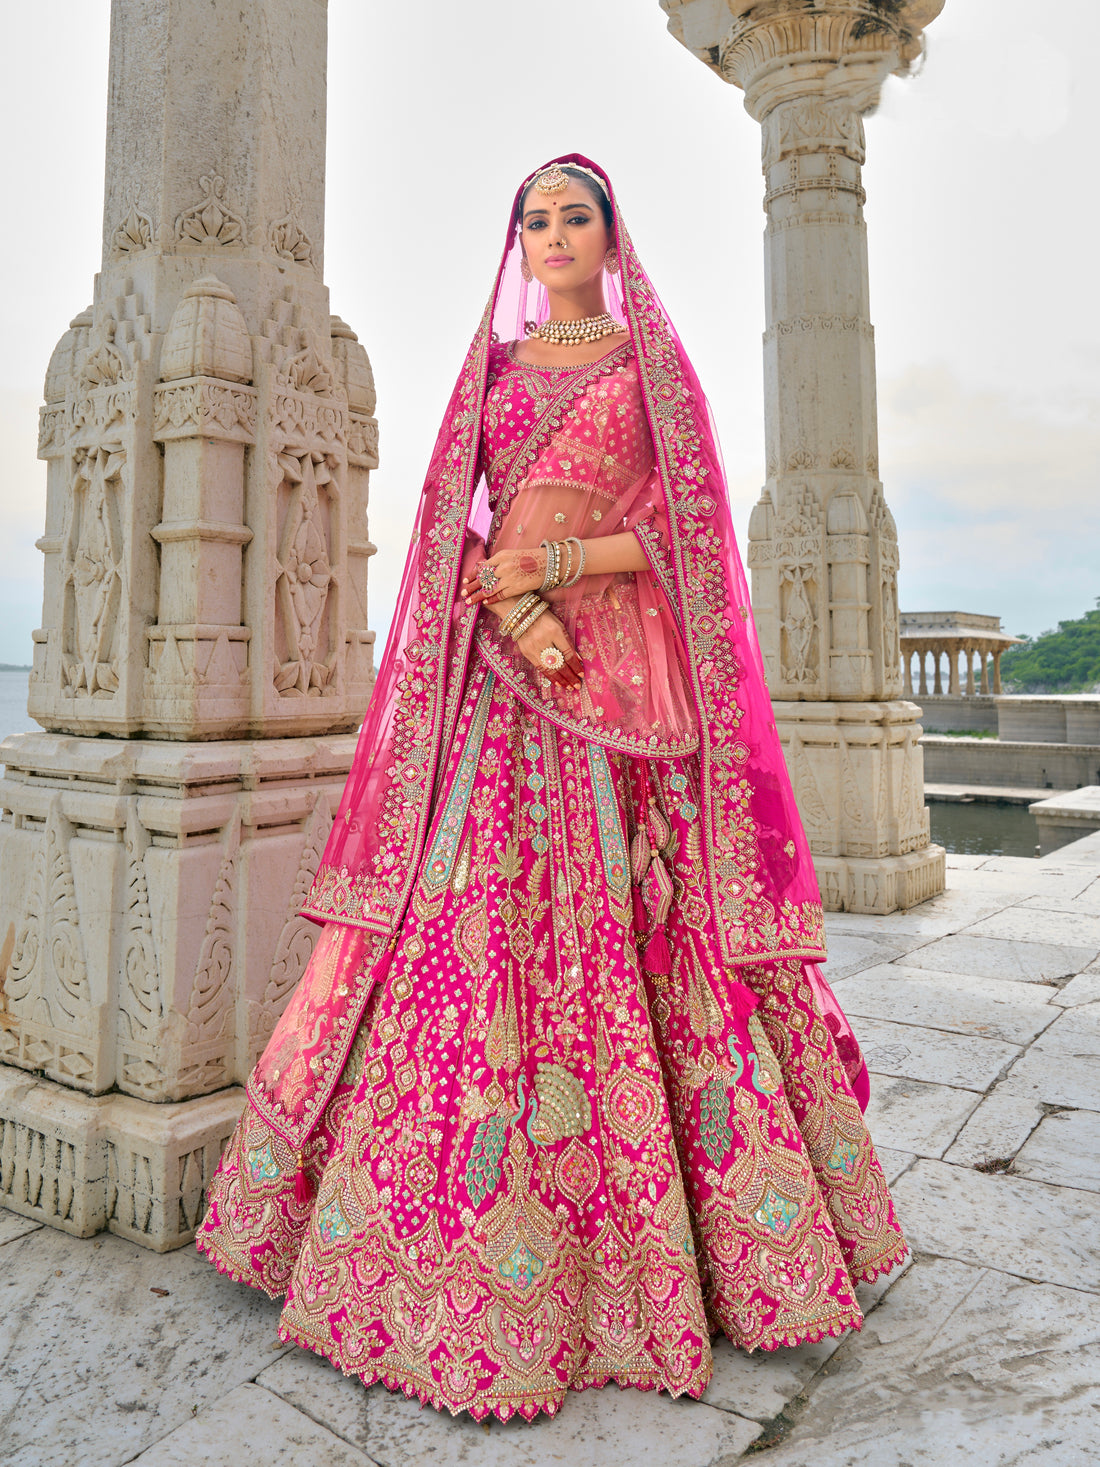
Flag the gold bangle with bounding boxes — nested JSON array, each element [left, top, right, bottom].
[[538, 540, 559, 594], [510, 599, 550, 642], [562, 536, 586, 588], [558, 539, 573, 588], [499, 592, 540, 639]]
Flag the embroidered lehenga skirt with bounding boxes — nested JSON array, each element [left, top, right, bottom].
[[197, 654, 907, 1421]]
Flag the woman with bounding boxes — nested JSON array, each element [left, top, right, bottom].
[[197, 155, 906, 1421]]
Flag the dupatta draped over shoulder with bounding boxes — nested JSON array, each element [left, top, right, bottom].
[[253, 156, 830, 1149]]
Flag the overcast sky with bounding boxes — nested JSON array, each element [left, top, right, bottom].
[[1, 0, 1096, 668]]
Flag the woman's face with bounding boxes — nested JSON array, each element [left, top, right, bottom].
[[520, 182, 612, 293]]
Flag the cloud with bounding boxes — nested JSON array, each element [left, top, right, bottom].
[[880, 364, 1099, 634], [919, 26, 1071, 144]]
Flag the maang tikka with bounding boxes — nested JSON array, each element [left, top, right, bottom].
[[533, 165, 570, 195]]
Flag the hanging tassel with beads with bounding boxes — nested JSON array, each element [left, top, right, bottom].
[[641, 797, 674, 976], [630, 824, 651, 931], [293, 1149, 314, 1207], [370, 929, 399, 987], [644, 922, 672, 977]]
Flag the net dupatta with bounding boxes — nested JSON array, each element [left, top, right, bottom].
[[300, 154, 827, 965]]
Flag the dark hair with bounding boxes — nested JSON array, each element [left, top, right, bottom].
[[517, 166, 614, 230]]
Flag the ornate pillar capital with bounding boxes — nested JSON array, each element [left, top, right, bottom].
[[662, 1, 944, 120]]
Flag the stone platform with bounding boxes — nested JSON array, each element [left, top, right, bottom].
[[3, 839, 1099, 1465], [1031, 785, 1100, 857]]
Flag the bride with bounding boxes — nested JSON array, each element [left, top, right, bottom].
[[197, 155, 906, 1421]]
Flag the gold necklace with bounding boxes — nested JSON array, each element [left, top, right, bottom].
[[528, 313, 622, 347]]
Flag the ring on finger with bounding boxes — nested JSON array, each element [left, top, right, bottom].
[[539, 646, 565, 672], [477, 563, 499, 593]]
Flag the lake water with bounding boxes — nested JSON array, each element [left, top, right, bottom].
[[928, 798, 1040, 859], [0, 668, 1041, 858], [0, 670, 34, 746]]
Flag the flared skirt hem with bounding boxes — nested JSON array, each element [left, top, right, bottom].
[[195, 1227, 905, 1423]]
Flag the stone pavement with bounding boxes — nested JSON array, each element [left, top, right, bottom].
[[3, 838, 1100, 1467]]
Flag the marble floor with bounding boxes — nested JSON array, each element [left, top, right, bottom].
[[3, 837, 1100, 1467]]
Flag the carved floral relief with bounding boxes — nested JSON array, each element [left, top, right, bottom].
[[274, 450, 338, 695], [61, 447, 125, 697], [174, 173, 245, 246], [110, 203, 154, 259]]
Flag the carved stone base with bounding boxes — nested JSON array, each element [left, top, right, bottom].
[[772, 698, 946, 913], [0, 730, 357, 1102], [0, 1065, 244, 1251], [813, 848, 947, 916]]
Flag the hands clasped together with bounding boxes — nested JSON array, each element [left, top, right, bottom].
[[460, 544, 585, 691]]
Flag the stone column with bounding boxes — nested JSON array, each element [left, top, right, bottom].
[[980, 649, 990, 694], [662, 0, 945, 914], [0, 0, 378, 1250], [947, 641, 960, 696]]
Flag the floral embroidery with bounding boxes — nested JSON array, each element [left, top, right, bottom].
[[753, 1189, 802, 1239], [200, 673, 906, 1418], [604, 1070, 661, 1143], [200, 160, 906, 1426], [247, 1141, 281, 1182]]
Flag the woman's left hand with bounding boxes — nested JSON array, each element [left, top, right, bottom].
[[461, 548, 547, 607]]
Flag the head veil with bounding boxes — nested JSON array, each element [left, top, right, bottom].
[[302, 155, 826, 969]]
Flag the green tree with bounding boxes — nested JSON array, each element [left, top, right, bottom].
[[1000, 599, 1100, 693]]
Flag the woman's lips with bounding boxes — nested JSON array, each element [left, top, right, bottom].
[[545, 256, 573, 266]]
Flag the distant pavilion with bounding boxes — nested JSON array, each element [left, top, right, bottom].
[[900, 612, 1023, 698]]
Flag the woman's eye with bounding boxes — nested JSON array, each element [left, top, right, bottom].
[[567, 215, 590, 226]]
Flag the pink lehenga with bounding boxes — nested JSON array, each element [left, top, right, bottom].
[[197, 156, 906, 1421]]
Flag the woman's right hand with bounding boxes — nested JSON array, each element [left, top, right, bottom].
[[513, 610, 584, 690]]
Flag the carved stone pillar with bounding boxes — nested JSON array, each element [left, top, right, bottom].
[[662, 0, 945, 913], [0, 0, 377, 1249]]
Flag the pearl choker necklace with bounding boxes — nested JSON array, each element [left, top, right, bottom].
[[528, 313, 622, 347]]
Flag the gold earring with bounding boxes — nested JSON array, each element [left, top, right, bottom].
[[604, 248, 620, 275], [520, 256, 533, 282]]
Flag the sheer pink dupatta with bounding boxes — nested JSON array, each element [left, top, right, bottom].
[[476, 349, 698, 756]]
